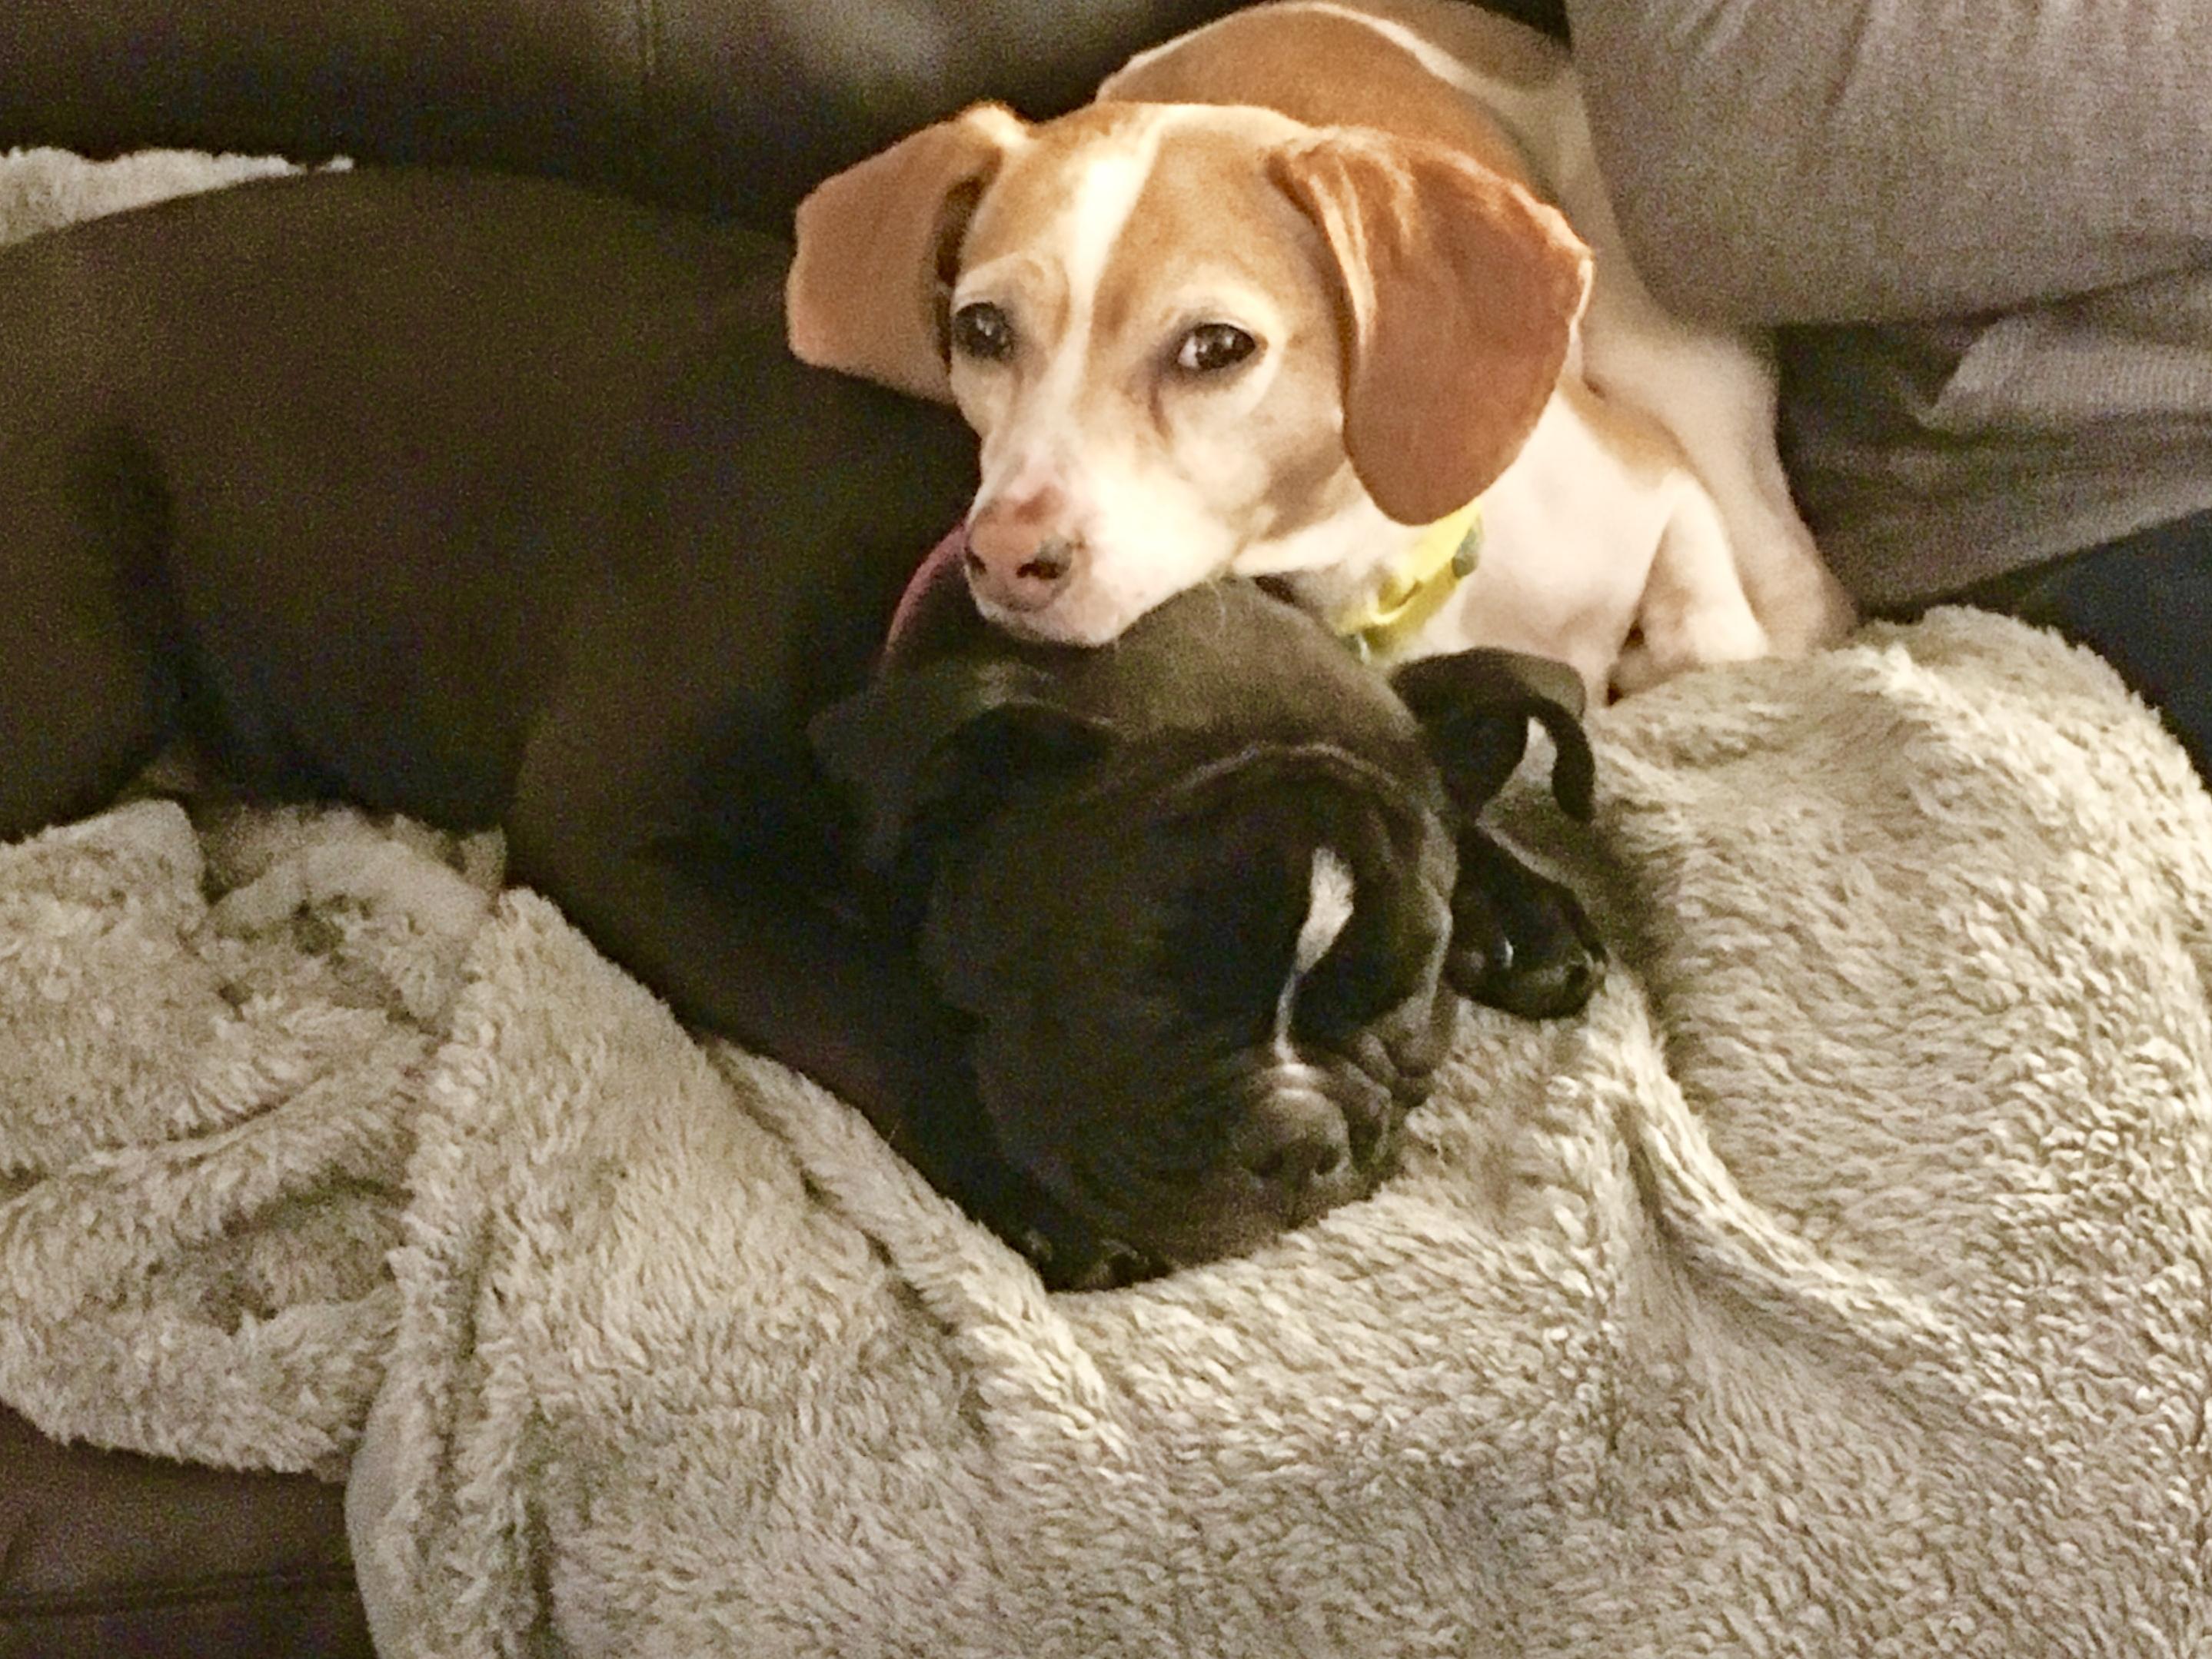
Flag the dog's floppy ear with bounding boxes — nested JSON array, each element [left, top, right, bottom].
[[1269, 131, 1592, 526], [787, 104, 1026, 401], [809, 658, 1117, 874], [1390, 647, 1595, 822]]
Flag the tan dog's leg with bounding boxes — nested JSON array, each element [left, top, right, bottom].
[[1544, 84, 1857, 657], [1611, 481, 1769, 698], [1579, 271, 1856, 656]]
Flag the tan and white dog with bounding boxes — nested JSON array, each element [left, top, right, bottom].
[[787, 0, 1854, 700]]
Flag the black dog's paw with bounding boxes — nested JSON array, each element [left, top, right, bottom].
[[953, 1156, 1166, 1291], [1448, 827, 1604, 1019], [1016, 1222, 1163, 1292]]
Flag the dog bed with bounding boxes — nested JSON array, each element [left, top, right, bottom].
[[3, 148, 2209, 1657]]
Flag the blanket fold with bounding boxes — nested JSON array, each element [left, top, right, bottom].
[[5, 148, 2210, 1657], [0, 798, 485, 1474]]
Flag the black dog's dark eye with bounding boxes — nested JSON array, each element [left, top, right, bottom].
[[1175, 322, 1258, 375], [950, 301, 1016, 362]]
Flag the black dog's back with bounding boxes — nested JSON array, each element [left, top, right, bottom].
[[0, 168, 973, 835], [0, 165, 1598, 1285]]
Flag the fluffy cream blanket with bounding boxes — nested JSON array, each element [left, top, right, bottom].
[[5, 149, 2210, 1657]]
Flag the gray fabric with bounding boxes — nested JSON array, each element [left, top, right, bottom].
[[1565, 0, 2212, 322], [1777, 304, 2212, 608], [1565, 0, 2212, 605]]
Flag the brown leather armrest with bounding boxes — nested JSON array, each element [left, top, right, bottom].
[[0, 1408, 369, 1659]]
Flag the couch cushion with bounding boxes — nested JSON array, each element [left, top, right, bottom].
[[0, 0, 1566, 233]]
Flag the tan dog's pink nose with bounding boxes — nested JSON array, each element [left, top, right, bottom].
[[964, 494, 1082, 614]]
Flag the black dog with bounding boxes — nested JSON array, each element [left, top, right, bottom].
[[0, 168, 1597, 1285], [815, 559, 1597, 1278]]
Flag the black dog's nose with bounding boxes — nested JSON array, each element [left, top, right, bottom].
[[1232, 1087, 1351, 1191]]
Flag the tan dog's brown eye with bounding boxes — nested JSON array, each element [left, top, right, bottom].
[[951, 301, 1016, 362], [1176, 323, 1258, 375]]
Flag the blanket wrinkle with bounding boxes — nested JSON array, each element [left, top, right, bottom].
[[2, 148, 2210, 1657]]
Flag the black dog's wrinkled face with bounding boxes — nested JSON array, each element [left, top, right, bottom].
[[918, 733, 1459, 1268], [810, 583, 1598, 1282]]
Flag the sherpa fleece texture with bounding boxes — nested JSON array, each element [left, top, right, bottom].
[[3, 148, 2210, 1657]]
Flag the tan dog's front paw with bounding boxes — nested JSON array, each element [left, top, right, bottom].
[[1611, 610, 1770, 697], [1756, 554, 1860, 655]]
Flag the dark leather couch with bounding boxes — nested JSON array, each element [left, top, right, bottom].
[[0, 1, 1564, 1651]]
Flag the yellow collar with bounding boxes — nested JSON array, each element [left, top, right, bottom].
[[1329, 499, 1485, 661]]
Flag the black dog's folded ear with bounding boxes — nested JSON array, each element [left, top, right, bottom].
[[1389, 647, 1595, 821], [808, 658, 1118, 873]]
